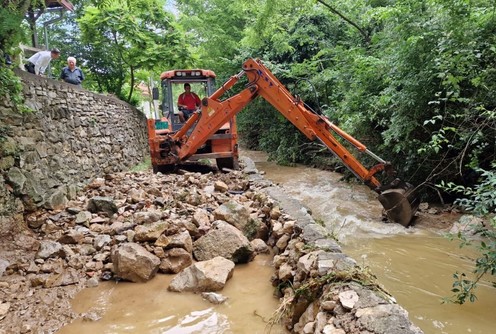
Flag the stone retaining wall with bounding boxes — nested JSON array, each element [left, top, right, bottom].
[[0, 70, 149, 237]]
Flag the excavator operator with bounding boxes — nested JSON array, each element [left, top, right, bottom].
[[177, 83, 201, 122]]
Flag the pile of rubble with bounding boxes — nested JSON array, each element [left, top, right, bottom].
[[0, 161, 423, 334]]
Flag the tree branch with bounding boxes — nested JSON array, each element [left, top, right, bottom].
[[316, 0, 370, 46]]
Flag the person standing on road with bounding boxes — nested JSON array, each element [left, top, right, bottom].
[[177, 83, 201, 122], [25, 48, 60, 75], [60, 56, 84, 87]]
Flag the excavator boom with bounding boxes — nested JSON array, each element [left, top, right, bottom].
[[154, 58, 419, 226]]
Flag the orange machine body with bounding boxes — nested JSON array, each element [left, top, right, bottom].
[[148, 68, 239, 171], [149, 58, 418, 226]]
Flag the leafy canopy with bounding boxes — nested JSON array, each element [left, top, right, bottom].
[[78, 0, 189, 101]]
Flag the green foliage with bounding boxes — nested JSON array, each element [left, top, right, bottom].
[[0, 1, 34, 111], [0, 67, 26, 110], [176, 0, 255, 74], [0, 1, 31, 51], [440, 163, 496, 304], [7, 0, 495, 204], [130, 157, 151, 172], [78, 0, 189, 101], [445, 222, 496, 304]]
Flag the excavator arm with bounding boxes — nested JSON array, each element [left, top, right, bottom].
[[156, 58, 419, 226]]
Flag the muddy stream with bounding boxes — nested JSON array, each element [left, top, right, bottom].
[[57, 254, 286, 334], [57, 150, 495, 334], [244, 150, 495, 334]]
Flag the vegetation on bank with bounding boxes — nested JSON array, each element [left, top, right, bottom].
[[1, 0, 494, 304]]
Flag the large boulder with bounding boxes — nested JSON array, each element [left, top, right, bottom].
[[213, 200, 263, 240], [193, 220, 255, 263], [168, 256, 235, 292], [111, 243, 160, 282]]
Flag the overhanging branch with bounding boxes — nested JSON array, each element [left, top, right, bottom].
[[316, 0, 370, 46]]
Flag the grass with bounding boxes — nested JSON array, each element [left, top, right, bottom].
[[130, 157, 151, 172]]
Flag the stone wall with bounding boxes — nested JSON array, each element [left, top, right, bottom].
[[0, 70, 149, 236]]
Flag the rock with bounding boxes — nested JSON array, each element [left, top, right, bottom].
[[276, 234, 290, 250], [321, 300, 336, 311], [75, 211, 92, 225], [297, 251, 321, 275], [6, 167, 26, 194], [168, 256, 235, 292], [128, 188, 146, 204], [159, 248, 193, 274], [0, 302, 10, 317], [449, 215, 485, 236], [322, 324, 345, 334], [87, 177, 105, 189], [356, 304, 423, 334], [317, 253, 356, 275], [213, 200, 252, 236], [251, 238, 269, 254], [214, 180, 229, 192], [0, 259, 10, 277], [164, 230, 193, 253], [86, 276, 99, 288], [111, 243, 160, 282], [133, 211, 162, 225], [201, 292, 228, 304], [278, 262, 293, 281], [193, 221, 255, 264], [134, 221, 170, 242], [270, 206, 282, 219], [36, 240, 63, 259], [94, 235, 111, 250], [66, 207, 81, 214], [58, 231, 84, 244], [192, 208, 210, 227], [83, 311, 102, 322], [44, 268, 81, 287], [87, 196, 118, 216], [339, 290, 359, 310], [44, 188, 68, 210]]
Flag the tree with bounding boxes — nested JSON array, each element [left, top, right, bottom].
[[0, 0, 36, 111], [176, 0, 255, 74], [78, 0, 190, 101]]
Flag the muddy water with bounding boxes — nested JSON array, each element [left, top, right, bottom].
[[57, 255, 287, 334], [244, 150, 496, 334]]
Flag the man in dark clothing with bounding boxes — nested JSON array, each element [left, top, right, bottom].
[[60, 56, 84, 86]]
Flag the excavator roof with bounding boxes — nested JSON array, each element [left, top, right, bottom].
[[160, 69, 216, 81]]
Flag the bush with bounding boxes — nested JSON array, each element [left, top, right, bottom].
[[440, 163, 496, 304]]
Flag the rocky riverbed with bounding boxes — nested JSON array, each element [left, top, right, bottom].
[[0, 160, 445, 334]]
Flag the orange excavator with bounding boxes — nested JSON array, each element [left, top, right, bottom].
[[148, 58, 419, 226]]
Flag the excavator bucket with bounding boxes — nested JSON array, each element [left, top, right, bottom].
[[377, 181, 419, 227]]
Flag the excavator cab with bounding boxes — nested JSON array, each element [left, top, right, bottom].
[[147, 69, 239, 172]]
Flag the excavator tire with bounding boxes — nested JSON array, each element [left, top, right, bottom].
[[152, 164, 176, 174], [216, 157, 239, 171], [378, 184, 419, 227]]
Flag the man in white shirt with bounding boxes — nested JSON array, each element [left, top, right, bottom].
[[25, 48, 61, 75]]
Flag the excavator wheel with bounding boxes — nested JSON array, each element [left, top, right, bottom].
[[216, 157, 239, 171], [378, 182, 419, 227], [152, 164, 176, 174]]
